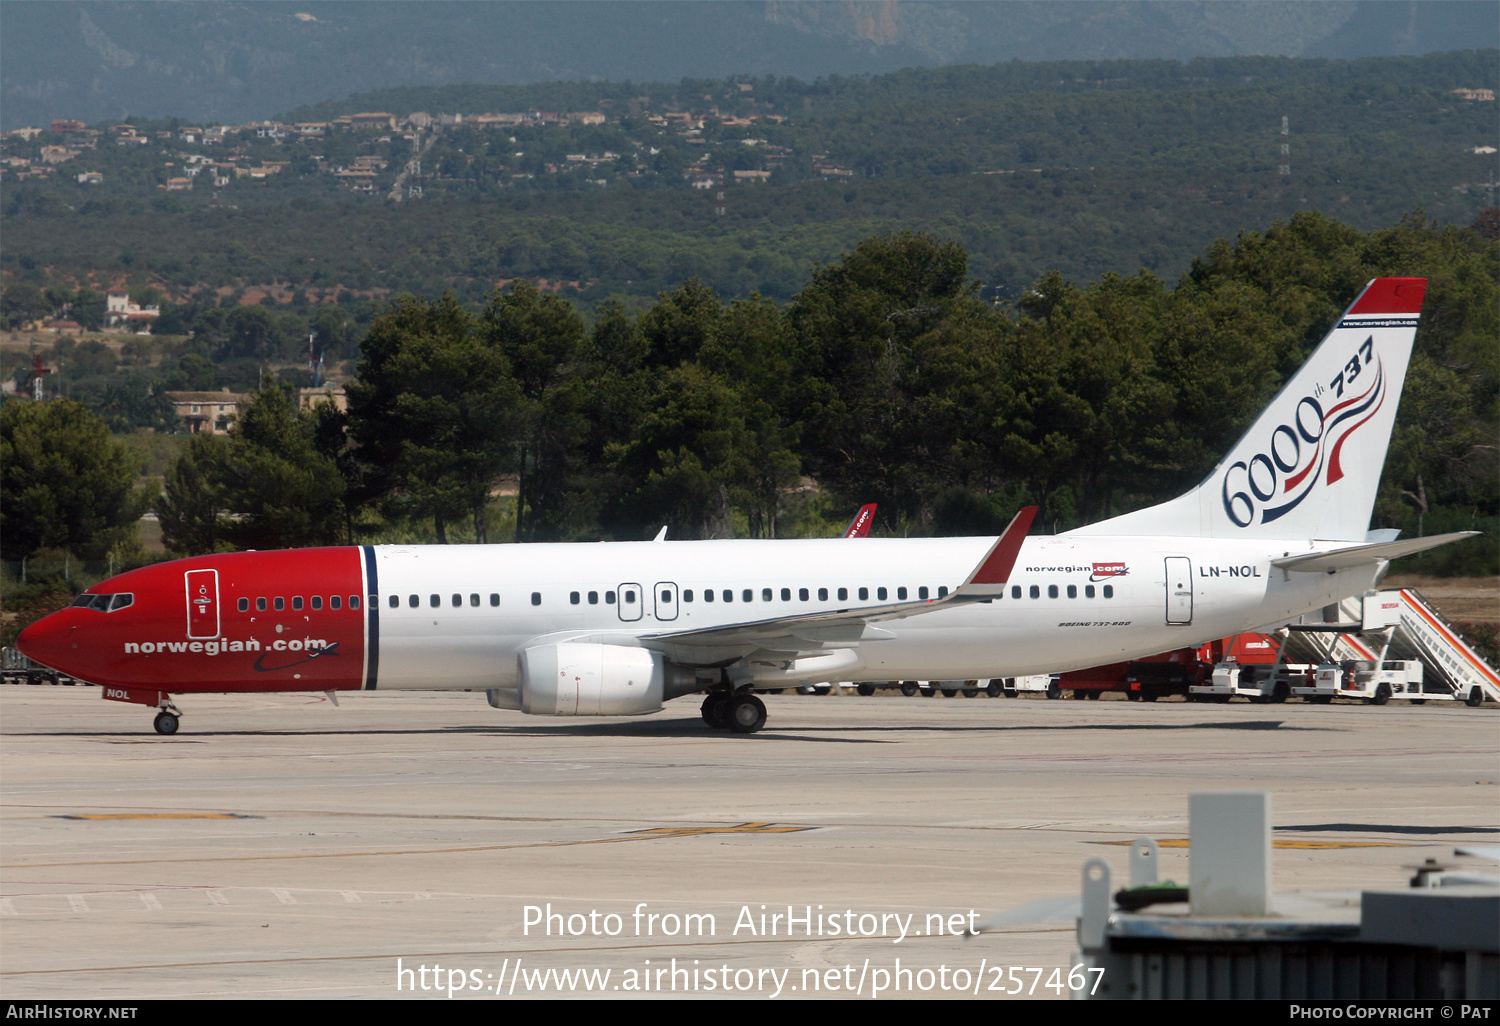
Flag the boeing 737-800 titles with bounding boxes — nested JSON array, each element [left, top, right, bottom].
[[18, 278, 1474, 733]]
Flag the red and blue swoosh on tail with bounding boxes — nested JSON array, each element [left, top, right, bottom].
[[1221, 339, 1387, 529]]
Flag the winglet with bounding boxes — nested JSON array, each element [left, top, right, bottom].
[[842, 504, 877, 538], [962, 506, 1038, 589]]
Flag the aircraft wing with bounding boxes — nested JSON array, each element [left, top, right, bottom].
[[639, 506, 1036, 654], [1271, 532, 1477, 573]]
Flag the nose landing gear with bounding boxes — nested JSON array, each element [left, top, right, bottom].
[[152, 697, 183, 734], [100, 686, 183, 734]]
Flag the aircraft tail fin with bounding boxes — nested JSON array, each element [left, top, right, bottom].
[[842, 504, 877, 538], [1070, 278, 1426, 541]]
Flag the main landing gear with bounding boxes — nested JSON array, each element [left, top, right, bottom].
[[700, 690, 767, 734]]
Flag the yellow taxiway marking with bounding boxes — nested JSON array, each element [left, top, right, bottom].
[[1100, 838, 1409, 850], [5, 822, 816, 868], [54, 813, 260, 820], [626, 822, 814, 838]]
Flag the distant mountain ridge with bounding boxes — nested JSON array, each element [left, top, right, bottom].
[[3, 1, 1496, 129]]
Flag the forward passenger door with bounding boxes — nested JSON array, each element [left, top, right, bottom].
[[617, 583, 643, 622]]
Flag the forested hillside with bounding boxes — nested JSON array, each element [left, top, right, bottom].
[[6, 1, 1494, 128], [3, 51, 1495, 313]]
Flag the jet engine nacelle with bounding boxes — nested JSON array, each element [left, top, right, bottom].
[[518, 643, 670, 716]]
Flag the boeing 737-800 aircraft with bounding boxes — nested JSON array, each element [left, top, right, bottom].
[[18, 278, 1474, 734]]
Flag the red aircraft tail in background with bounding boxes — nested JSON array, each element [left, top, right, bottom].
[[842, 504, 877, 538]]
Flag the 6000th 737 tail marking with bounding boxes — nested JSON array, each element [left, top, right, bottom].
[[18, 279, 1476, 733]]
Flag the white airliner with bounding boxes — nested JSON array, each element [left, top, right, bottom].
[[19, 278, 1474, 734]]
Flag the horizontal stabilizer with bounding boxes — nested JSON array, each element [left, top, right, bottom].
[[1272, 532, 1477, 573]]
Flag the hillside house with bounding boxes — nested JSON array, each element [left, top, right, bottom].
[[104, 291, 160, 331], [163, 391, 248, 434]]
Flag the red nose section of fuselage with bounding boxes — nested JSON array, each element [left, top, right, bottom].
[[17, 548, 369, 694], [16, 609, 84, 677]]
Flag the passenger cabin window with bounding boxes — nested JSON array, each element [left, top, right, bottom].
[[1067, 585, 1077, 599], [470, 594, 479, 607], [819, 588, 828, 601], [489, 594, 499, 607], [781, 588, 791, 601], [606, 591, 616, 604], [897, 587, 907, 600], [409, 595, 419, 608], [1085, 586, 1095, 599], [1048, 585, 1058, 599], [274, 597, 284, 611], [257, 597, 267, 611], [589, 591, 599, 604], [1029, 586, 1040, 599], [451, 594, 462, 608], [1011, 586, 1021, 600], [938, 586, 948, 598], [429, 594, 440, 608], [877, 587, 888, 600], [531, 592, 542, 606], [390, 595, 400, 608], [570, 592, 581, 605], [683, 590, 693, 602], [858, 587, 869, 600], [837, 588, 848, 601], [238, 598, 249, 612], [292, 596, 304, 610], [723, 590, 733, 603], [743, 589, 753, 603], [1103, 585, 1114, 599], [311, 596, 322, 610], [351, 596, 361, 610], [919, 587, 929, 600], [761, 588, 772, 602], [704, 590, 714, 602]]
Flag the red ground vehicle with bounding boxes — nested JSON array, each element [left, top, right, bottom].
[[1057, 634, 1280, 701]]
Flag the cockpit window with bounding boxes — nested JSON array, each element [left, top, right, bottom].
[[71, 593, 131, 611]]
